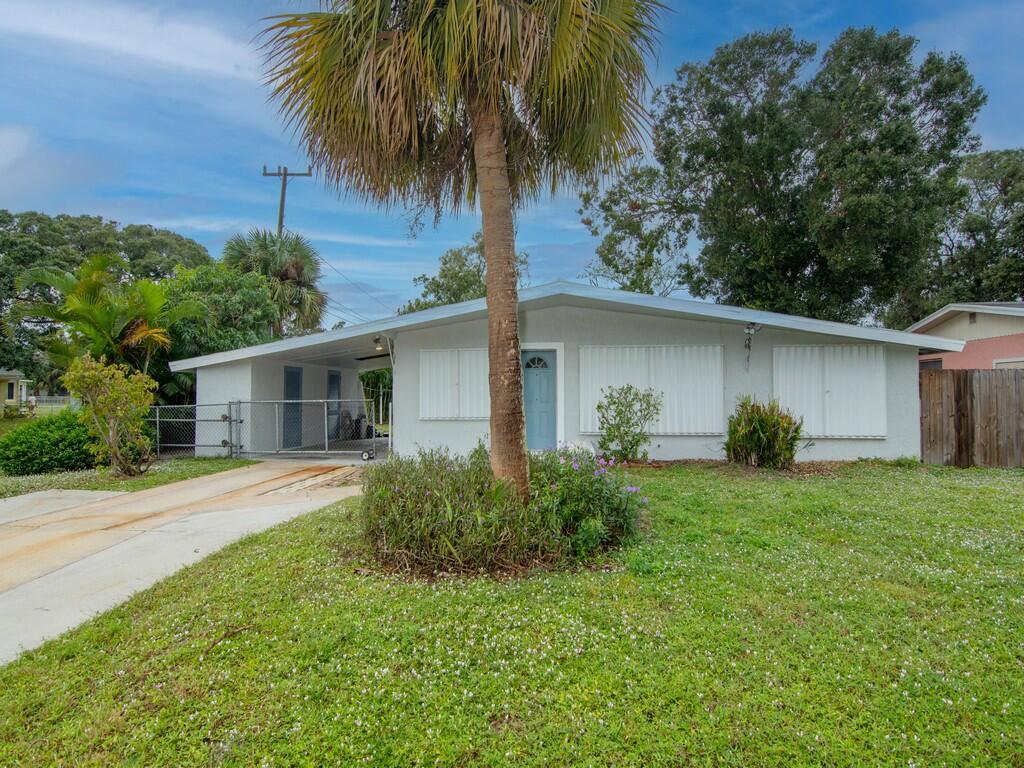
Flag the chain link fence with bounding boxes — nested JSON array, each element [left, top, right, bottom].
[[149, 404, 235, 458], [149, 400, 389, 459]]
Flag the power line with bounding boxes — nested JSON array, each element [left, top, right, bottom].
[[315, 254, 396, 315], [325, 295, 371, 324]]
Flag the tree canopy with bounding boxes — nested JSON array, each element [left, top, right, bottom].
[[399, 233, 528, 314], [11, 254, 204, 376], [580, 28, 986, 323], [223, 229, 326, 337], [0, 210, 210, 381], [886, 149, 1024, 327]]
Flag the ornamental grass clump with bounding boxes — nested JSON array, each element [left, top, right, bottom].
[[725, 396, 803, 470], [361, 445, 645, 574]]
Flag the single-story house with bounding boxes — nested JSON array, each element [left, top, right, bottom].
[[908, 302, 1024, 370], [169, 281, 963, 461], [0, 370, 29, 411]]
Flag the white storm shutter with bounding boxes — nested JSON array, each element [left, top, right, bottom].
[[579, 345, 724, 434], [457, 349, 490, 418], [773, 345, 887, 437], [419, 349, 489, 419]]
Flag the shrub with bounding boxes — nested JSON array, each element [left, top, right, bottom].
[[530, 449, 642, 557], [725, 396, 803, 469], [361, 445, 645, 573], [62, 355, 157, 476], [596, 384, 663, 463], [0, 409, 95, 476]]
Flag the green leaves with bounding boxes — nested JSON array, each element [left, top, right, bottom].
[[398, 231, 528, 313], [582, 27, 987, 323], [222, 229, 325, 336], [11, 254, 204, 376], [260, 0, 659, 218]]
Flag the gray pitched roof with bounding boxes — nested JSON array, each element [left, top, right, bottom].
[[906, 302, 1024, 334], [171, 281, 965, 372]]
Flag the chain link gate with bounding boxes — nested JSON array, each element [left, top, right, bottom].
[[150, 400, 387, 460], [233, 399, 384, 459]]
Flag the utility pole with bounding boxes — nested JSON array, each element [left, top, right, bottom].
[[262, 165, 312, 235]]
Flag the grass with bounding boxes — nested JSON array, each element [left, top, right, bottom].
[[0, 456, 255, 499], [1, 462, 1022, 766], [0, 416, 28, 437]]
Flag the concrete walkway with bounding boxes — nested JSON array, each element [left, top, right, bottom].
[[0, 461, 361, 664]]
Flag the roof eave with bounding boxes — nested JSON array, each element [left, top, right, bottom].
[[169, 281, 964, 371]]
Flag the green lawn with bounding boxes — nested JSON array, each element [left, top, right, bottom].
[[0, 416, 28, 437], [0, 456, 255, 499], [1, 462, 1022, 766]]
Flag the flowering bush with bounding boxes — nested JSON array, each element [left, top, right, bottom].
[[530, 448, 644, 557], [361, 445, 645, 573]]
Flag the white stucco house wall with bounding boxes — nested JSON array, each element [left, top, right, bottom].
[[169, 282, 963, 461]]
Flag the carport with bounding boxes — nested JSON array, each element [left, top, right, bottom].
[[167, 325, 395, 460]]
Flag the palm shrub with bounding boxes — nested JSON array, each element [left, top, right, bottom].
[[725, 396, 803, 469], [361, 445, 645, 574], [0, 409, 95, 476]]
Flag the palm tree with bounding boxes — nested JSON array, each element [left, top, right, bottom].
[[223, 229, 326, 337], [12, 254, 203, 375], [262, 0, 657, 495]]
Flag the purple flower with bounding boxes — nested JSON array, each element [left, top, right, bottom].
[[626, 486, 641, 493], [572, 461, 580, 471]]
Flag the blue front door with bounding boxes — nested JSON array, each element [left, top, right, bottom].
[[283, 366, 303, 449], [522, 351, 556, 450]]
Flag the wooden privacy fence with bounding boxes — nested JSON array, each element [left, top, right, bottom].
[[920, 369, 1024, 468]]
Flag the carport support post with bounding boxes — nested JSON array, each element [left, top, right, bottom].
[[275, 403, 280, 453], [324, 400, 329, 454]]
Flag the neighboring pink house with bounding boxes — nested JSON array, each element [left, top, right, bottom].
[[908, 303, 1024, 370]]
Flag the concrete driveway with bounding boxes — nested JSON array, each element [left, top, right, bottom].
[[0, 461, 362, 663]]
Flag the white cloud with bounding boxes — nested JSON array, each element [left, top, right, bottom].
[[0, 125, 98, 209], [0, 126, 34, 172], [0, 1, 257, 80], [146, 214, 258, 233]]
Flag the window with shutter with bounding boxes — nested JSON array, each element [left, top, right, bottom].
[[579, 345, 724, 434], [773, 345, 887, 437], [419, 349, 489, 419]]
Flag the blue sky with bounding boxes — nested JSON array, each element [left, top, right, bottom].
[[1, 1, 1021, 325]]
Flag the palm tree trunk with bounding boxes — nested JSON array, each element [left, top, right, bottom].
[[471, 106, 529, 497]]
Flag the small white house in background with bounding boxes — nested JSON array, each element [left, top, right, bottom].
[[169, 281, 963, 461]]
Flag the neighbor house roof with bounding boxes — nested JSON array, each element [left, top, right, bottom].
[[0, 369, 25, 379], [906, 302, 1024, 334], [170, 281, 964, 372]]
